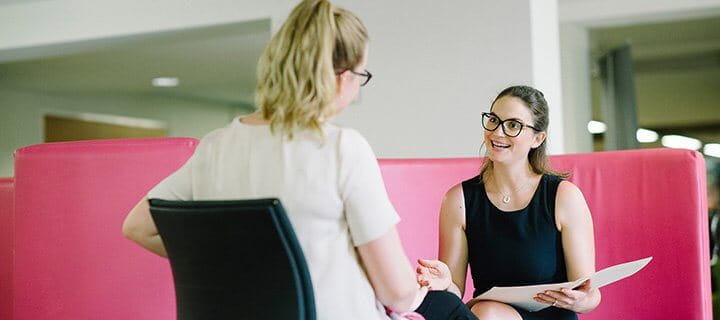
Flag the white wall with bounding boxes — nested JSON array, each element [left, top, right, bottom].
[[333, 0, 565, 158], [0, 89, 241, 176], [0, 0, 567, 173], [559, 23, 593, 153], [530, 0, 565, 155]]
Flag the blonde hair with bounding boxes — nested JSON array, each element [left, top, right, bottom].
[[255, 0, 368, 139]]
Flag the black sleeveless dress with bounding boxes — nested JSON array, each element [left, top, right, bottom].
[[463, 174, 577, 320]]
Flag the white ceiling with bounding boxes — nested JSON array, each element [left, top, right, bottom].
[[0, 19, 271, 109], [589, 16, 720, 143], [590, 16, 720, 60]]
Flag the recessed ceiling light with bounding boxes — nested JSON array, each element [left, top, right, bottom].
[[152, 77, 179, 87], [704, 144, 720, 158], [661, 135, 702, 150], [636, 128, 659, 143], [587, 120, 606, 134]]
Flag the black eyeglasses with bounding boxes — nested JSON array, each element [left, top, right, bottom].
[[481, 112, 540, 137], [340, 69, 372, 86]]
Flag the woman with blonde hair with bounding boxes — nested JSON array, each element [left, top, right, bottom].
[[123, 1, 475, 319]]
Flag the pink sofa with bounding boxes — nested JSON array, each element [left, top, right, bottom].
[[0, 177, 14, 320], [1, 138, 711, 320], [381, 150, 710, 319], [11, 138, 197, 320]]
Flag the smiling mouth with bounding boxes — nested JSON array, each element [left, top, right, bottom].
[[491, 140, 510, 149]]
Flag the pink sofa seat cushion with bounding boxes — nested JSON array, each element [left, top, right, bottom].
[[380, 148, 710, 320], [13, 138, 197, 320]]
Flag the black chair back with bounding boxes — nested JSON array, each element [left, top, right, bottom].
[[149, 198, 315, 320]]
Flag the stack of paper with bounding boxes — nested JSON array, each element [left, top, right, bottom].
[[466, 257, 652, 312]]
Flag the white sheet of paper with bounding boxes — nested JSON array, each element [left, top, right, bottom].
[[466, 257, 652, 312]]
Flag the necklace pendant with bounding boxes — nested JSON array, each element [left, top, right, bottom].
[[502, 195, 510, 204]]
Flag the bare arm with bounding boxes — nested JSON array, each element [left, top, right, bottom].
[[357, 227, 428, 312], [536, 181, 600, 313], [121, 197, 167, 258], [438, 184, 469, 298]]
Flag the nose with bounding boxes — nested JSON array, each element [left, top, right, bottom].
[[491, 126, 507, 138]]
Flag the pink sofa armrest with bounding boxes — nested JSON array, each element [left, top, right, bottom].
[[0, 177, 14, 320]]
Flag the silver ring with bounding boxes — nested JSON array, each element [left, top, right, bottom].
[[552, 300, 558, 307]]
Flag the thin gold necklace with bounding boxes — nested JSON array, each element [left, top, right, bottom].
[[493, 175, 533, 204]]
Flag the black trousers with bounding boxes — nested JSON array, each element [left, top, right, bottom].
[[414, 291, 477, 320]]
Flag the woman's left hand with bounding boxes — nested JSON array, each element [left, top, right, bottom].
[[415, 258, 452, 291], [533, 279, 593, 312]]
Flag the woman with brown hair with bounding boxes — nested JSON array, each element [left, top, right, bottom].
[[419, 86, 601, 320]]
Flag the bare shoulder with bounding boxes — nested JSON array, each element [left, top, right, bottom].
[[441, 183, 466, 227], [444, 183, 465, 206], [555, 180, 591, 229], [557, 180, 585, 202]]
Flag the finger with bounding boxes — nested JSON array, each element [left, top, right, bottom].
[[416, 266, 431, 276], [416, 274, 429, 285], [552, 299, 568, 309], [419, 259, 444, 275], [560, 287, 581, 300], [534, 292, 560, 304], [420, 259, 446, 270], [533, 293, 554, 305], [535, 293, 568, 309], [418, 258, 438, 267], [542, 290, 573, 305]]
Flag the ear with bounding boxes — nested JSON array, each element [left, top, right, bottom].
[[531, 131, 547, 149], [336, 70, 349, 94]]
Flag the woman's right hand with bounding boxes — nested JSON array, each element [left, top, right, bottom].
[[416, 259, 452, 291]]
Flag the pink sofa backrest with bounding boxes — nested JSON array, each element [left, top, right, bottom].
[[0, 177, 14, 320], [8, 138, 711, 320], [379, 148, 711, 320], [12, 138, 197, 320]]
